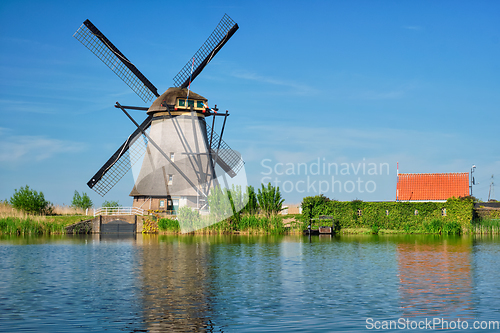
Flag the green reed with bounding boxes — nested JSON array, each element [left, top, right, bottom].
[[0, 217, 67, 235], [472, 218, 500, 234], [158, 214, 291, 234]]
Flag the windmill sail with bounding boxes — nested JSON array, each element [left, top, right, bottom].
[[205, 122, 244, 177], [173, 14, 239, 88], [74, 19, 159, 103], [87, 116, 152, 196]]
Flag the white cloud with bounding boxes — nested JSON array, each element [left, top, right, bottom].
[[0, 99, 61, 115], [231, 70, 317, 95], [0, 128, 86, 164], [354, 90, 405, 100], [236, 124, 467, 166], [403, 26, 423, 31]]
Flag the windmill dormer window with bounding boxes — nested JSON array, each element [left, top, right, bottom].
[[176, 98, 207, 111]]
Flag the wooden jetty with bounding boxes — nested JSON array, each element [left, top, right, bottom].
[[304, 215, 336, 235]]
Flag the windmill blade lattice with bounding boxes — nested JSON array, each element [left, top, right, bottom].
[[173, 14, 239, 88], [87, 116, 152, 196], [205, 122, 244, 177], [74, 19, 159, 103]]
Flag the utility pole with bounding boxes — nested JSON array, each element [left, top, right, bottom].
[[488, 174, 495, 202], [470, 165, 476, 197]]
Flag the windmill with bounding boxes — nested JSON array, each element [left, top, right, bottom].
[[74, 14, 246, 218]]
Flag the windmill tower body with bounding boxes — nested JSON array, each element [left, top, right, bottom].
[[130, 88, 216, 211]]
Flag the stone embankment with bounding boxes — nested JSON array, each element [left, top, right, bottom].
[[65, 219, 93, 234]]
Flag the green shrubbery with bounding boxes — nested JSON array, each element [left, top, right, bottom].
[[102, 200, 121, 207], [158, 218, 180, 232], [156, 183, 291, 234], [301, 196, 474, 235], [9, 185, 53, 215], [158, 210, 289, 234]]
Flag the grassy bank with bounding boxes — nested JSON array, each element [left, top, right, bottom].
[[0, 217, 66, 235], [471, 218, 500, 234], [302, 196, 475, 234], [0, 216, 91, 235], [156, 213, 467, 236], [157, 214, 303, 234], [0, 202, 92, 235]]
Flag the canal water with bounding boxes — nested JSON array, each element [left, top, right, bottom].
[[0, 234, 499, 332]]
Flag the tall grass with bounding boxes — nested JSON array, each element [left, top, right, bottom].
[[0, 202, 87, 217], [158, 214, 297, 234], [0, 217, 67, 235], [0, 202, 89, 235], [235, 215, 285, 234], [51, 205, 86, 215], [1, 201, 39, 219], [472, 218, 500, 234]]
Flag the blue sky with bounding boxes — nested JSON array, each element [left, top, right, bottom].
[[1, 0, 499, 207]]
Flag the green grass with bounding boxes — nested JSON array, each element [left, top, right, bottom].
[[46, 215, 92, 225], [158, 215, 291, 234], [338, 219, 463, 235], [158, 218, 180, 232], [472, 218, 500, 234], [0, 217, 64, 235], [0, 215, 92, 235]]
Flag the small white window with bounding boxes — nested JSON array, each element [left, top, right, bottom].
[[159, 200, 165, 208], [442, 208, 447, 216], [414, 210, 419, 216], [168, 174, 173, 185], [170, 152, 174, 161], [357, 209, 362, 216], [386, 210, 389, 216]]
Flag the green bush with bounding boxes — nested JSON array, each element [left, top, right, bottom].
[[102, 200, 121, 207], [443, 221, 461, 235], [158, 218, 180, 232], [71, 190, 93, 210], [301, 194, 330, 222], [9, 185, 52, 215], [207, 186, 233, 220], [300, 196, 473, 234], [177, 206, 202, 232], [424, 219, 443, 233]]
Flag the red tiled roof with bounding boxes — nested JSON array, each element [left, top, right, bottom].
[[397, 172, 469, 201]]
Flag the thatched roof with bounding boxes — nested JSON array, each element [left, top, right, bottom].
[[147, 87, 207, 114]]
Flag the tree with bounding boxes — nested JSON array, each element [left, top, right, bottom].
[[102, 200, 121, 207], [9, 185, 52, 215], [71, 191, 93, 210], [242, 185, 259, 215], [207, 185, 233, 220], [301, 194, 331, 221], [257, 182, 284, 216]]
